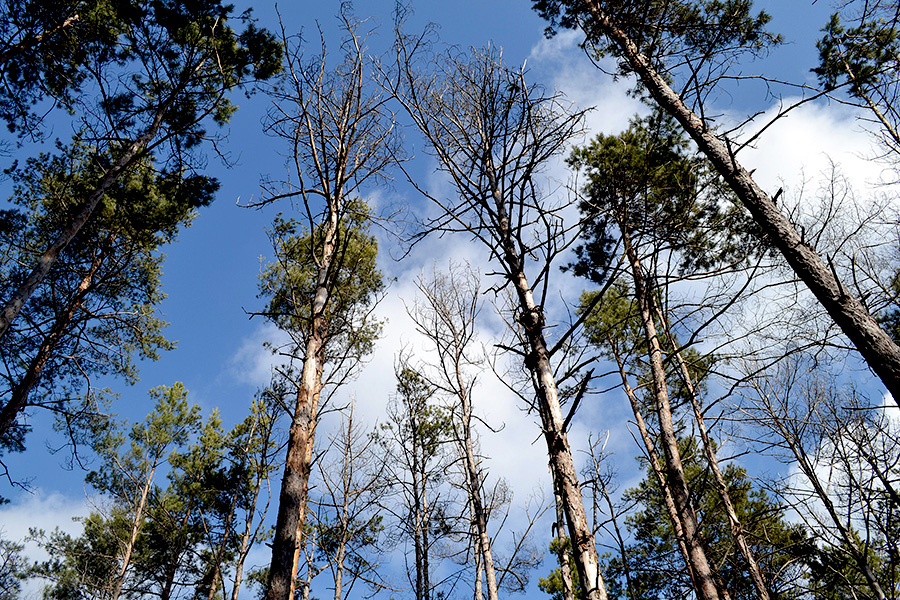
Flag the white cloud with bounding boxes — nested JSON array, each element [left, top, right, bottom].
[[228, 322, 293, 388], [0, 490, 91, 599]]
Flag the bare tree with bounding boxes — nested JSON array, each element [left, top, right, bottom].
[[257, 11, 395, 600], [388, 32, 608, 600], [742, 354, 897, 600], [314, 404, 390, 600]]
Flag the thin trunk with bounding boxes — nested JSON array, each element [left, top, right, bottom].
[[332, 541, 346, 600], [474, 534, 484, 600], [161, 497, 194, 600], [597, 473, 633, 600], [231, 419, 272, 600], [656, 306, 771, 600], [608, 341, 694, 588], [0, 234, 111, 437], [622, 228, 722, 600], [761, 393, 888, 600], [484, 161, 607, 600], [0, 95, 174, 342], [587, 4, 900, 403], [205, 484, 239, 600], [266, 206, 339, 600], [551, 470, 576, 600], [230, 475, 264, 600], [456, 388, 499, 600], [111, 463, 158, 600]]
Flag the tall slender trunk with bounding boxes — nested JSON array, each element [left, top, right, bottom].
[[111, 462, 158, 600], [586, 3, 900, 402], [266, 206, 339, 600], [551, 471, 576, 600], [0, 234, 112, 438], [484, 162, 607, 600], [231, 418, 272, 600], [455, 386, 499, 600], [608, 342, 694, 588], [0, 95, 174, 342], [205, 484, 239, 600], [656, 306, 771, 600], [621, 228, 722, 600]]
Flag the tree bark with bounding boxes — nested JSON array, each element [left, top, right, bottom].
[[622, 227, 722, 600], [551, 470, 576, 600], [608, 342, 694, 588], [656, 306, 771, 600], [586, 4, 900, 403], [485, 162, 608, 600], [265, 207, 337, 600], [0, 234, 111, 438]]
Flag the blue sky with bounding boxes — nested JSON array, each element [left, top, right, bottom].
[[0, 1, 893, 599]]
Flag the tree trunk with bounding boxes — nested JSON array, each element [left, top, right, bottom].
[[656, 306, 771, 600], [111, 463, 158, 600], [456, 387, 499, 600], [622, 228, 722, 600], [608, 342, 694, 588], [484, 162, 608, 600], [0, 234, 111, 438], [586, 3, 900, 403], [0, 86, 177, 343], [266, 207, 338, 600], [551, 471, 576, 600]]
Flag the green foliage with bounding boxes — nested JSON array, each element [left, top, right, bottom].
[[34, 384, 280, 599], [0, 535, 28, 600], [602, 437, 812, 600], [815, 12, 900, 98], [259, 201, 384, 363], [532, 0, 778, 70], [538, 537, 583, 600], [0, 139, 217, 456], [568, 111, 760, 283]]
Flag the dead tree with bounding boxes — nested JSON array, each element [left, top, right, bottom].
[[388, 36, 609, 600]]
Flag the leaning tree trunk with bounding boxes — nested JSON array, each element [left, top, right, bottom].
[[586, 3, 900, 403], [266, 206, 338, 600], [656, 305, 771, 600], [622, 227, 723, 600], [0, 233, 112, 438], [0, 95, 175, 343], [485, 164, 608, 600], [608, 342, 695, 587]]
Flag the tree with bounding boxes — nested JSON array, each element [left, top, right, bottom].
[[407, 264, 542, 600], [0, 143, 201, 457], [0, 534, 27, 600], [530, 0, 900, 403], [571, 112, 775, 600], [407, 265, 500, 600], [0, 0, 281, 344], [313, 404, 389, 600], [603, 437, 811, 600], [379, 364, 454, 600], [258, 10, 393, 599], [389, 32, 609, 600], [743, 354, 900, 600], [815, 1, 900, 162]]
